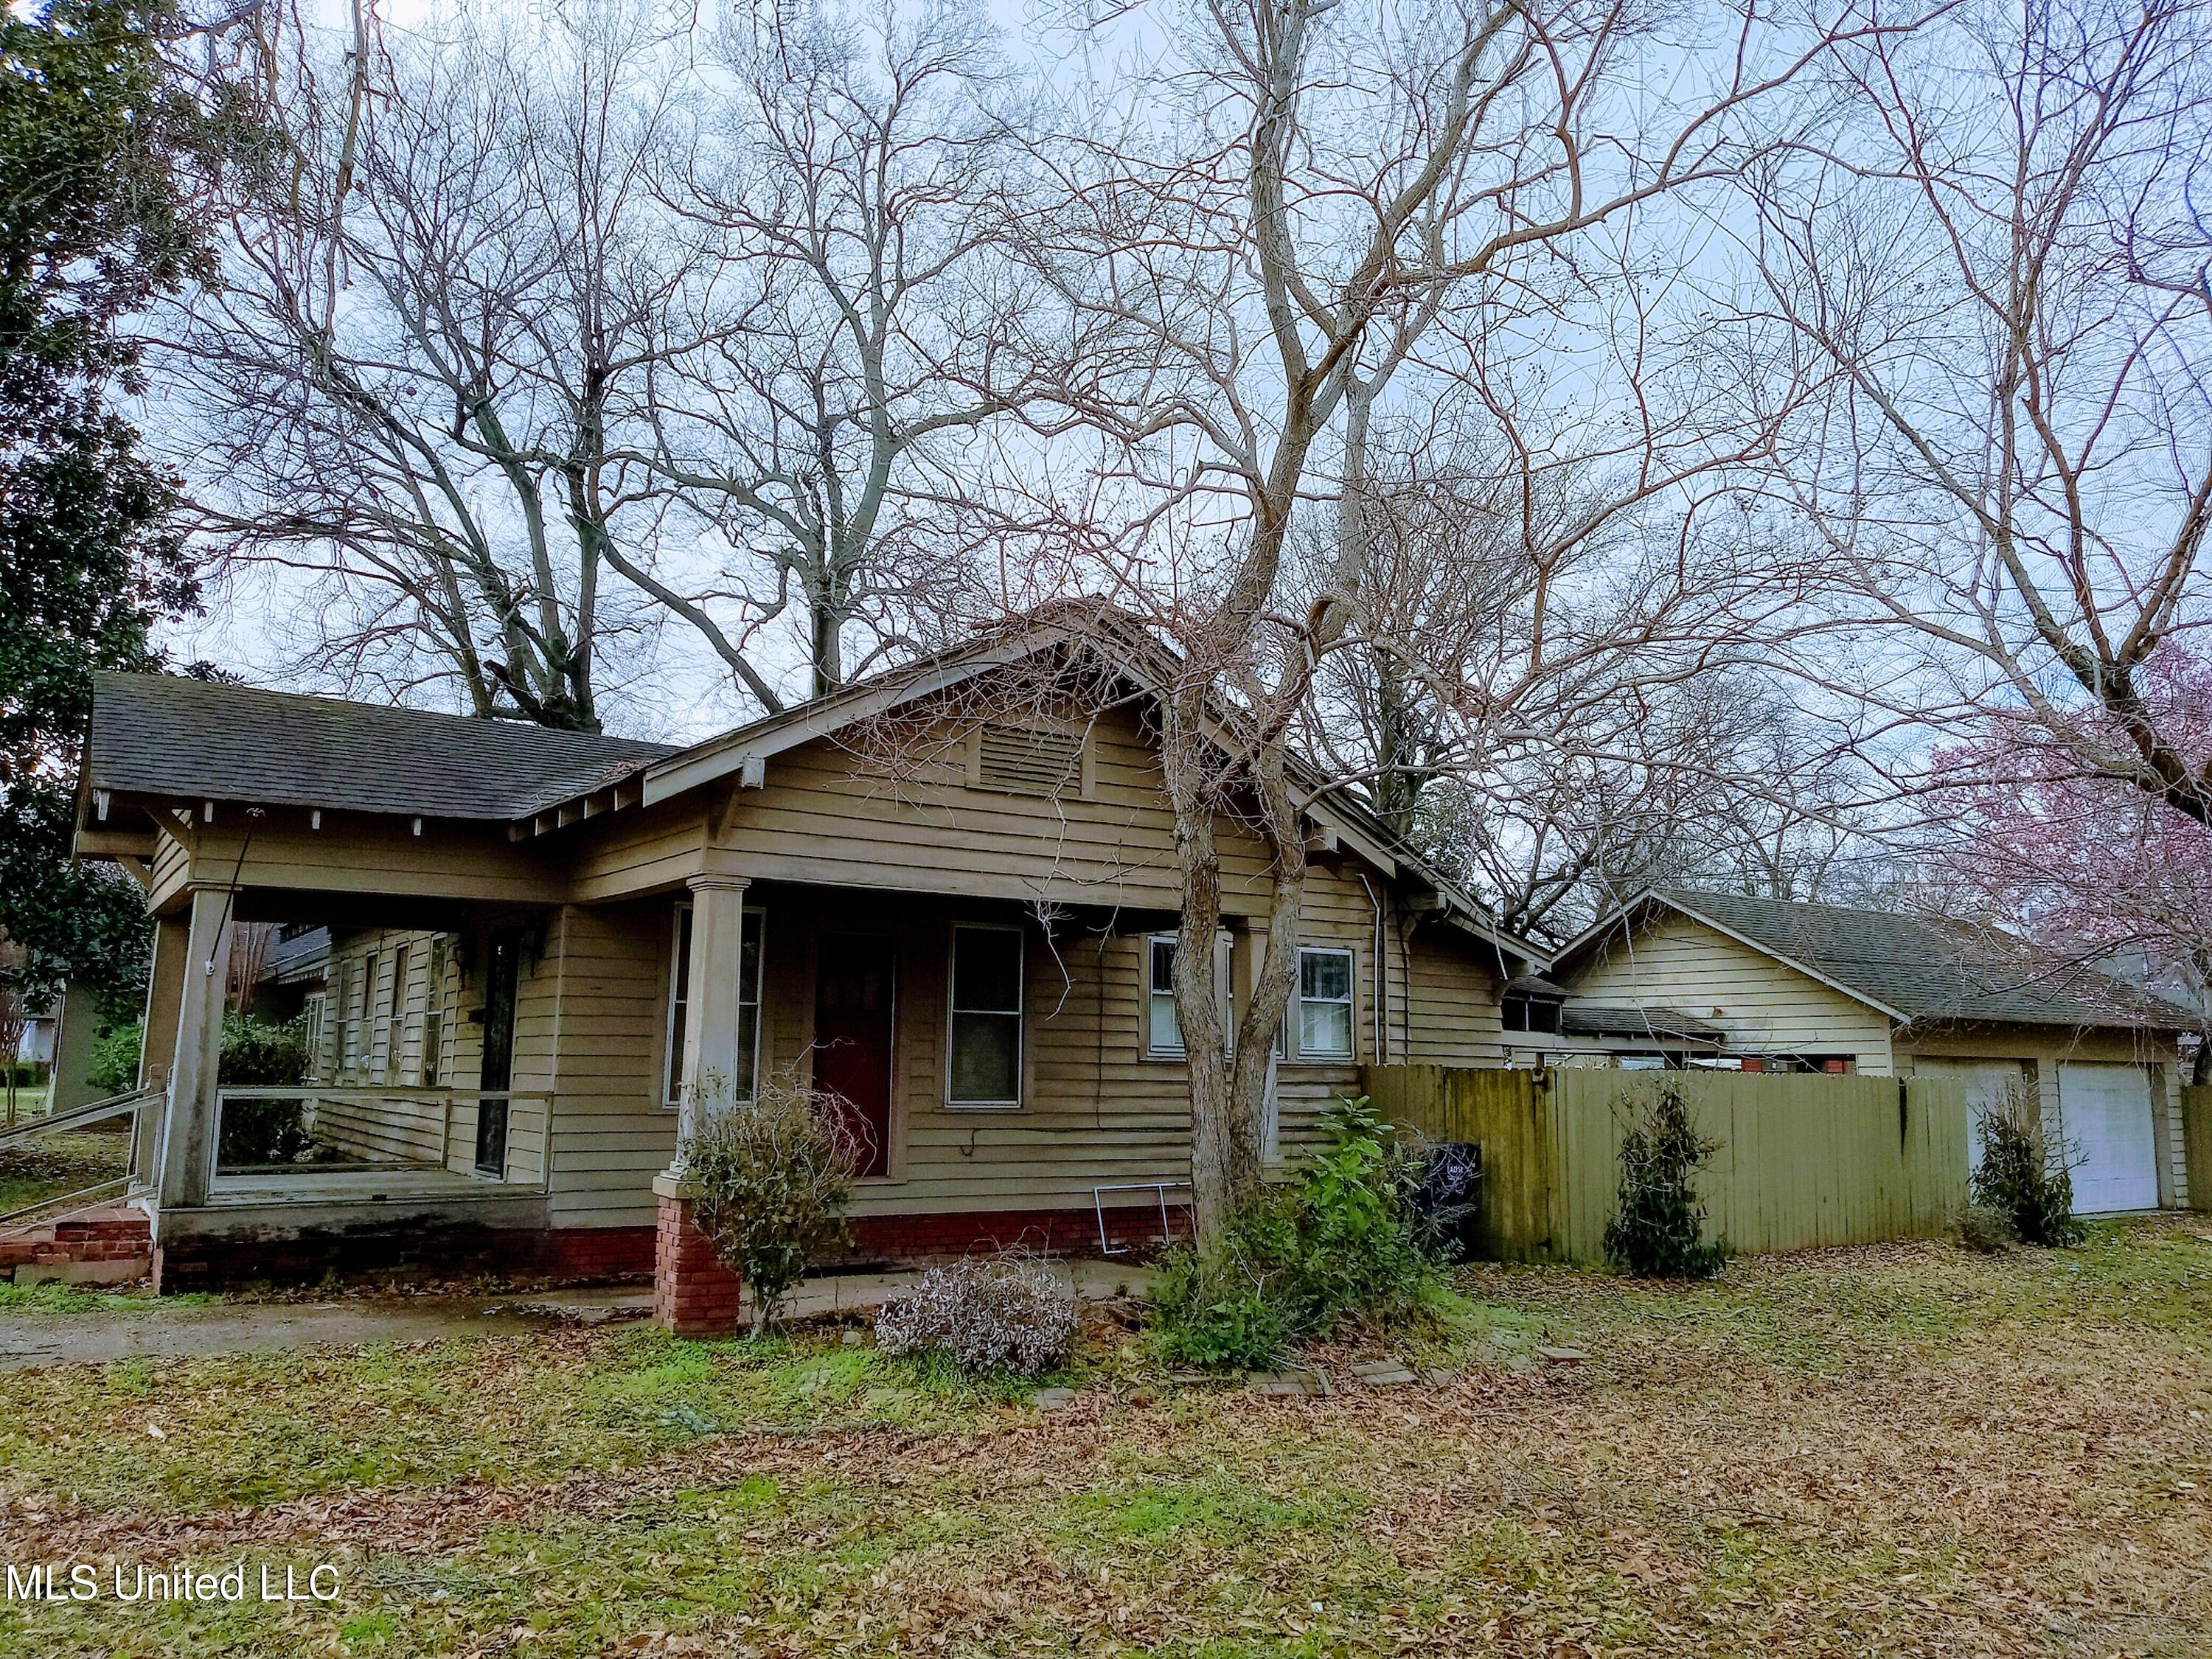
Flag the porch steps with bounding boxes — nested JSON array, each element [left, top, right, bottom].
[[0, 1203, 153, 1287]]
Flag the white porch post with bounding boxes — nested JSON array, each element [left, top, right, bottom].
[[155, 885, 233, 1211], [669, 872, 751, 1172]]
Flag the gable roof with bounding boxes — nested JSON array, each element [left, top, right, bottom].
[[85, 672, 675, 823], [1565, 887, 2202, 1033]]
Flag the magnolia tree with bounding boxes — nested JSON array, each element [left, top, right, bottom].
[[1923, 647, 2212, 1077]]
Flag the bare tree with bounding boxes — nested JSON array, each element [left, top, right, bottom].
[[633, 0, 1067, 705], [1016, 0, 1894, 1236], [157, 1, 706, 726], [1752, 0, 2212, 823]]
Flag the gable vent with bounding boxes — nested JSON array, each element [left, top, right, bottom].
[[977, 724, 1084, 796]]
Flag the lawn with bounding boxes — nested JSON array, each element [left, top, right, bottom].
[[0, 1218, 2208, 1657], [0, 1126, 129, 1215]]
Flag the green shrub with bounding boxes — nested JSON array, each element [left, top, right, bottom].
[[1150, 1096, 1434, 1369], [684, 1071, 863, 1335], [217, 1012, 310, 1085], [1604, 1082, 1729, 1279], [87, 1020, 143, 1096], [1970, 1079, 2084, 1247]]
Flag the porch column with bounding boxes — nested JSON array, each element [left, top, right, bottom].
[[155, 886, 233, 1214], [655, 871, 749, 1335]]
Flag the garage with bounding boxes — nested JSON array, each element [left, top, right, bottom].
[[2056, 1062, 2161, 1214]]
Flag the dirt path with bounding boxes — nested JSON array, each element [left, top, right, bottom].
[[0, 1295, 593, 1368]]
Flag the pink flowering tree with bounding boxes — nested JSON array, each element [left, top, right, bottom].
[[1924, 647, 2212, 1079]]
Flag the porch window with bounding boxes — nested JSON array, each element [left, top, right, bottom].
[[384, 942, 410, 1080], [947, 924, 1023, 1107], [422, 938, 445, 1087], [301, 993, 327, 1084], [1296, 946, 1355, 1060], [664, 902, 765, 1107]]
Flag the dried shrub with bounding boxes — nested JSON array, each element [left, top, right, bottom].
[[1604, 1082, 1730, 1279], [1970, 1077, 2084, 1247], [685, 1071, 864, 1334], [1955, 1202, 2018, 1254], [874, 1252, 1078, 1377]]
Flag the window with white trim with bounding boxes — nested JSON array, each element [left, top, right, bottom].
[[947, 924, 1023, 1107], [1145, 932, 1237, 1057], [664, 902, 765, 1107], [1295, 946, 1355, 1060]]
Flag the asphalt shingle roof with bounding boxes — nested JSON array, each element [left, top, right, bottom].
[[86, 673, 676, 823], [1656, 887, 2202, 1032]]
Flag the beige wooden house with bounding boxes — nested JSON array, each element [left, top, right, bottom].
[[1521, 889, 2199, 1214], [76, 620, 1543, 1298]]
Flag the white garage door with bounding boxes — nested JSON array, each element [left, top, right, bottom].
[[1912, 1057, 2028, 1174], [2057, 1062, 2160, 1214]]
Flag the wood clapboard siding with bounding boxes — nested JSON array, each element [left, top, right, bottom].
[[1569, 913, 1896, 1071], [535, 860, 1452, 1227], [173, 818, 570, 907], [566, 699, 1281, 911], [540, 901, 673, 1228], [1401, 924, 1509, 1067], [1366, 1064, 1969, 1261]]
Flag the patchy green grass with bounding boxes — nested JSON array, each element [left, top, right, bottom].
[[0, 1217, 2208, 1657], [0, 1281, 212, 1315], [0, 1127, 128, 1214]]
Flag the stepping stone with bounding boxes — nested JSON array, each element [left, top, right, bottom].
[[1536, 1346, 1590, 1364], [841, 1328, 868, 1346], [1248, 1369, 1330, 1397], [1420, 1367, 1453, 1387], [1032, 1386, 1079, 1411], [861, 1388, 901, 1410], [1349, 1360, 1419, 1388]]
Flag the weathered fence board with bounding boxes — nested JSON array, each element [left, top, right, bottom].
[[2183, 1085, 2212, 1213], [1364, 1065, 1969, 1262]]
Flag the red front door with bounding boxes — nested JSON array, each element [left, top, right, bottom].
[[813, 933, 894, 1177]]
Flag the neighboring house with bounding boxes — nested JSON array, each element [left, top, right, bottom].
[[1526, 888, 2199, 1214], [74, 617, 1544, 1299], [13, 1002, 58, 1068]]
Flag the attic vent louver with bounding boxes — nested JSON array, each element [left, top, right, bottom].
[[977, 724, 1084, 796]]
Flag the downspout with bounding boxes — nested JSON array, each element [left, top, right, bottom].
[[1358, 873, 1386, 1065]]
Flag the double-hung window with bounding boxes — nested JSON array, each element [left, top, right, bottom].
[[664, 902, 765, 1107], [1144, 933, 1235, 1057], [947, 925, 1023, 1107], [1295, 946, 1355, 1060]]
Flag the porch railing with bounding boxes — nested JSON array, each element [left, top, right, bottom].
[[0, 1085, 161, 1233], [211, 1088, 551, 1190]]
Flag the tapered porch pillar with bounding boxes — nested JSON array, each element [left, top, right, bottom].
[[154, 886, 234, 1214], [656, 872, 750, 1335]]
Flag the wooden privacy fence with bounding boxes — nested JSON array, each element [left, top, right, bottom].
[[1362, 1065, 1970, 1262], [2183, 1085, 2212, 1213]]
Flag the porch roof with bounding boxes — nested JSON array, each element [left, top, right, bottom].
[[86, 672, 675, 823]]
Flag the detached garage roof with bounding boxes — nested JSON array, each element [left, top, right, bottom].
[[85, 672, 675, 822], [1571, 888, 2202, 1033]]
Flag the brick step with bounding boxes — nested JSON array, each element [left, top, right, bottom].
[[0, 1205, 152, 1285]]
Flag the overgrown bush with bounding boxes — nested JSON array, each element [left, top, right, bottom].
[[1955, 1202, 2017, 1254], [874, 1252, 1079, 1376], [86, 1020, 142, 1095], [684, 1071, 863, 1335], [1150, 1095, 1435, 1369], [1970, 1079, 2084, 1247], [217, 1012, 311, 1085], [1604, 1083, 1729, 1279]]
